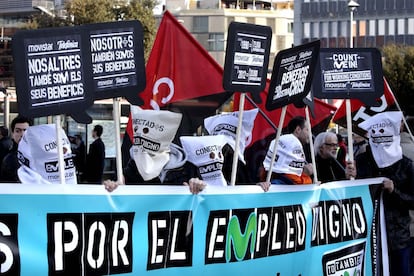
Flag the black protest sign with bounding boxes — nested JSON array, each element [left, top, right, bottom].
[[313, 48, 383, 105], [88, 21, 145, 104], [223, 22, 271, 93], [12, 20, 146, 124], [266, 40, 320, 111], [13, 27, 93, 123]]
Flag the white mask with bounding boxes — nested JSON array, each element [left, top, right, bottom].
[[358, 111, 403, 168]]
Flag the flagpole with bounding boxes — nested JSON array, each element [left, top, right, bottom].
[[266, 105, 287, 183], [386, 79, 414, 142], [230, 93, 245, 186], [113, 98, 124, 185], [55, 115, 66, 185], [346, 0, 359, 175], [245, 94, 278, 132], [305, 106, 318, 183]]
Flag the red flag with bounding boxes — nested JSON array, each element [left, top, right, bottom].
[[140, 11, 225, 109], [125, 11, 227, 141], [332, 77, 397, 136], [233, 80, 337, 147]]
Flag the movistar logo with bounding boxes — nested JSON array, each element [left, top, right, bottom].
[[225, 213, 257, 261]]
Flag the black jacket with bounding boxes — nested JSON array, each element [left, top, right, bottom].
[[0, 141, 20, 183], [315, 154, 346, 183], [356, 146, 414, 250], [85, 138, 105, 183]]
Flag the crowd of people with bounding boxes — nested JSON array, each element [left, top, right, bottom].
[[0, 110, 414, 275]]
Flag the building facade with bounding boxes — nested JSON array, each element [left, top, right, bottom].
[[294, 0, 414, 48]]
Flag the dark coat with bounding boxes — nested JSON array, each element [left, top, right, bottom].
[[356, 146, 414, 250], [315, 154, 346, 183], [0, 141, 20, 182], [85, 138, 105, 183]]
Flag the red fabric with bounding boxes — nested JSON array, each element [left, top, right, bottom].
[[233, 80, 337, 146], [126, 11, 226, 141], [332, 77, 397, 136]]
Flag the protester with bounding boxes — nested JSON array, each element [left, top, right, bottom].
[[0, 126, 12, 172], [72, 134, 86, 182], [203, 109, 258, 184], [356, 111, 414, 276], [336, 133, 347, 167], [313, 131, 356, 183], [400, 116, 414, 274], [1, 116, 32, 182], [260, 134, 312, 185], [103, 107, 206, 194], [85, 125, 105, 183], [17, 124, 77, 184], [353, 133, 368, 158], [286, 116, 314, 178], [180, 134, 228, 186]]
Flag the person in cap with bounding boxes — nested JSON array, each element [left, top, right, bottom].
[[260, 134, 312, 185], [1, 115, 33, 183], [104, 108, 206, 194], [356, 111, 414, 276], [313, 131, 356, 183], [17, 124, 77, 184], [85, 125, 105, 183]]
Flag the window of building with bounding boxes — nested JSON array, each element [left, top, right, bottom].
[[303, 22, 311, 38], [330, 21, 338, 37], [409, 19, 414, 35], [378, 19, 385, 35], [369, 20, 376, 36], [397, 19, 405, 35], [388, 19, 395, 35], [207, 33, 225, 51], [312, 22, 319, 38], [288, 22, 294, 33], [321, 22, 328, 37], [192, 16, 208, 33]]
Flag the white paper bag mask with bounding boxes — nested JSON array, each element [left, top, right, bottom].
[[17, 124, 77, 184], [358, 111, 403, 168], [130, 106, 182, 180], [180, 135, 227, 186], [204, 108, 258, 164], [263, 134, 306, 176]]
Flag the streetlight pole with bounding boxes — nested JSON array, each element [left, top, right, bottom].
[[348, 0, 359, 48], [345, 0, 359, 171]]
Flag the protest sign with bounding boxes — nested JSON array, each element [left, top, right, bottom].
[[12, 20, 145, 124], [266, 40, 320, 111], [313, 48, 383, 105], [223, 22, 271, 93]]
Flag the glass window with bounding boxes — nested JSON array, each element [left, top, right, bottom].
[[207, 33, 225, 51], [288, 22, 294, 33], [378, 20, 385, 35], [369, 20, 376, 36], [388, 19, 395, 35], [321, 22, 328, 37], [312, 22, 319, 38], [330, 21, 338, 37], [193, 16, 208, 33], [409, 19, 414, 35], [397, 19, 405, 35], [303, 22, 311, 38]]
